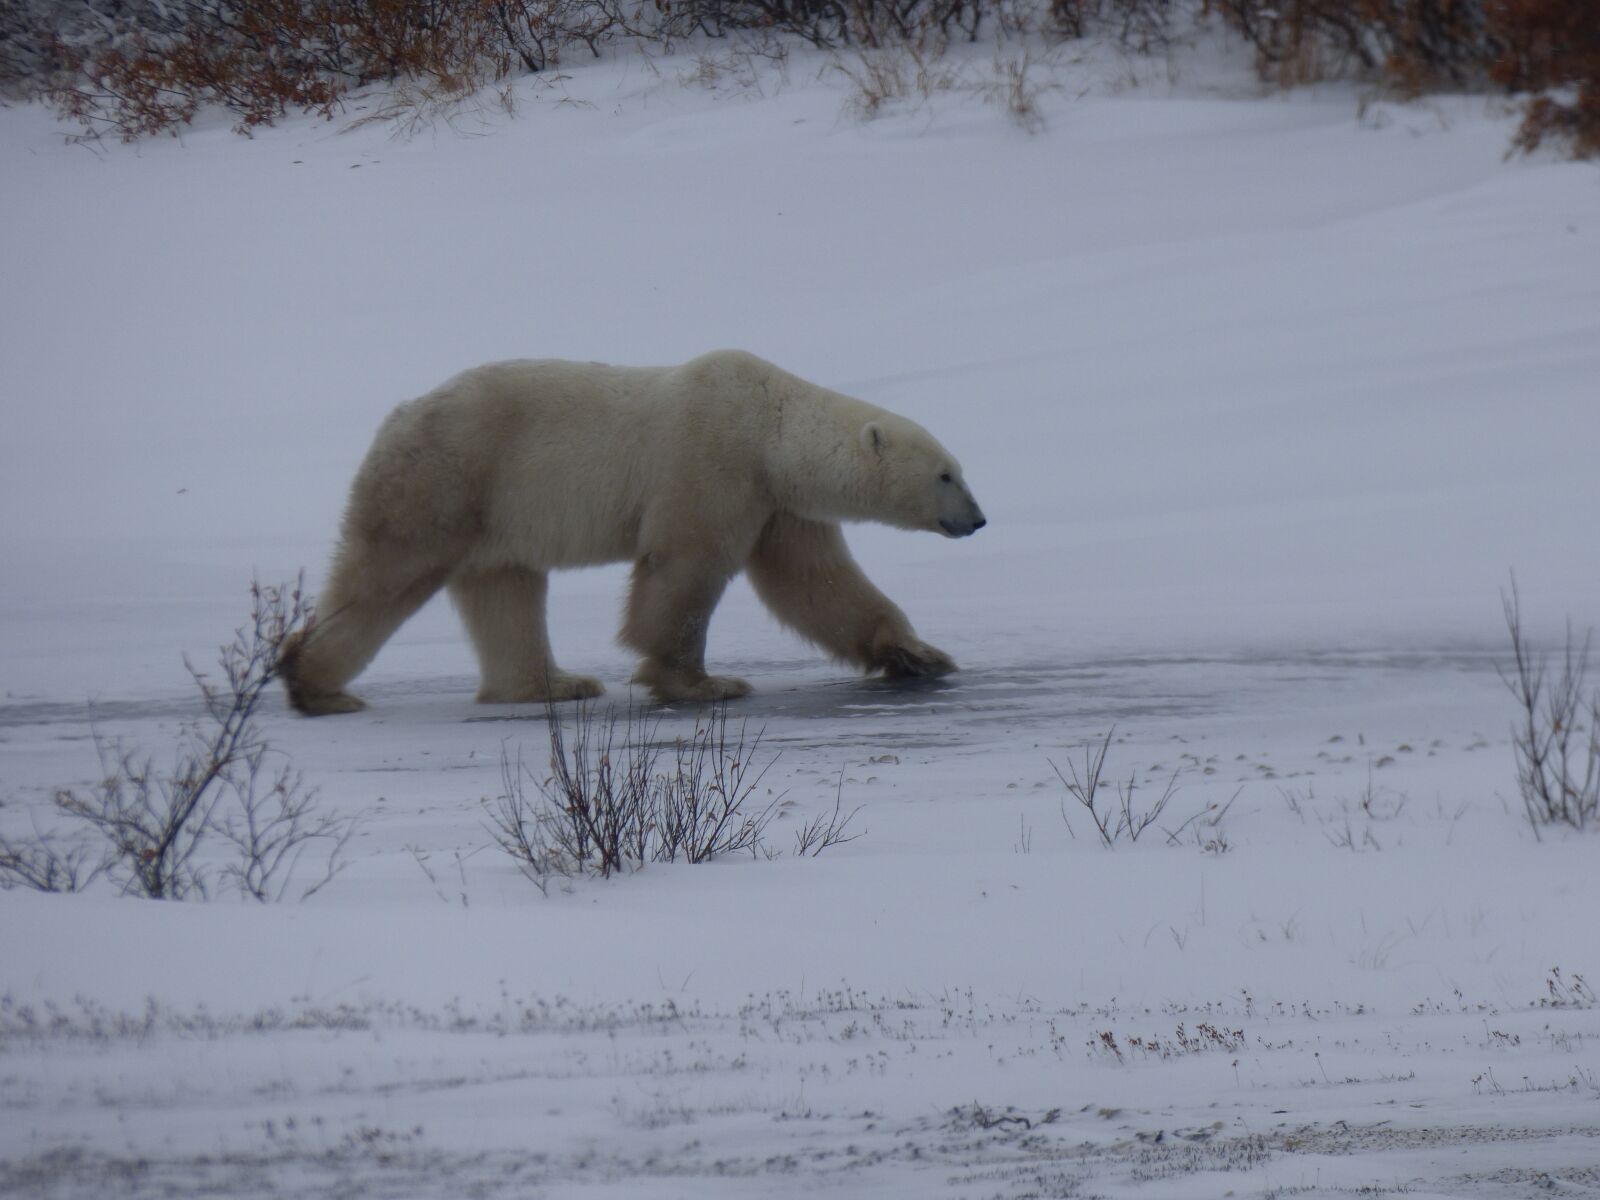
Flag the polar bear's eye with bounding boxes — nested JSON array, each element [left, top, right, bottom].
[[939, 471, 953, 484]]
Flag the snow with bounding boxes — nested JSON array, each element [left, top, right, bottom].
[[3, 34, 1600, 1198]]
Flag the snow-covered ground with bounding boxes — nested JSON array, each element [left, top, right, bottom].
[[3, 33, 1600, 1198]]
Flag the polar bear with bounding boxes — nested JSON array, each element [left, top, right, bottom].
[[279, 350, 985, 713]]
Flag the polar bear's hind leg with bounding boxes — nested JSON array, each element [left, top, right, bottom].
[[449, 564, 603, 703], [279, 545, 453, 715]]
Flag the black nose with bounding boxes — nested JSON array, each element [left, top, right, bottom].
[[972, 518, 986, 531]]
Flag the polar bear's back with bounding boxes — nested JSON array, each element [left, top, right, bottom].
[[343, 355, 773, 571]]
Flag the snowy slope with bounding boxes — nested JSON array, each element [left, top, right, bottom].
[[3, 36, 1600, 1199]]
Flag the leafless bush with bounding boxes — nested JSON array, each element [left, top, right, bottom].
[[17, 0, 1599, 156], [794, 769, 865, 856], [975, 45, 1055, 130], [0, 579, 353, 900], [487, 746, 562, 893], [835, 38, 961, 118], [536, 700, 663, 876], [1208, 0, 1393, 86], [0, 827, 99, 894], [1208, 0, 1599, 158], [1498, 2, 1600, 158], [1050, 727, 1179, 847], [835, 34, 1062, 129], [215, 754, 353, 902], [680, 39, 791, 95], [42, 0, 619, 140], [1500, 578, 1600, 837], [1050, 0, 1174, 51], [1278, 771, 1409, 853], [1162, 786, 1239, 853], [835, 47, 909, 117], [33, 0, 1003, 139], [488, 699, 801, 887], [51, 736, 219, 900], [663, 705, 785, 861]]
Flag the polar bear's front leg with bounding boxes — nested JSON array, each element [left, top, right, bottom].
[[867, 627, 956, 678], [621, 550, 750, 703], [746, 513, 957, 680]]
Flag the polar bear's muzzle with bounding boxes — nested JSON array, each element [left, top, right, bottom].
[[938, 496, 987, 538], [939, 515, 986, 538]]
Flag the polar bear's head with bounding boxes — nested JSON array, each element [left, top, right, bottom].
[[859, 417, 986, 538]]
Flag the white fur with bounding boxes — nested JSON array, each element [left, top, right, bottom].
[[278, 350, 984, 712]]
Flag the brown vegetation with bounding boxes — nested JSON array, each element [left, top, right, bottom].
[[1207, 0, 1599, 156], [6, 0, 1595, 154]]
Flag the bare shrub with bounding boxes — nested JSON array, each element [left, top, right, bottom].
[[1050, 727, 1179, 847], [835, 37, 963, 118], [679, 40, 790, 95], [1493, 0, 1600, 157], [1162, 786, 1239, 853], [488, 699, 801, 887], [36, 0, 1003, 139], [0, 580, 354, 900], [215, 754, 353, 902], [835, 33, 1062, 129], [794, 769, 865, 856], [1, 0, 171, 96], [1208, 0, 1599, 158], [710, 0, 993, 50], [18, 0, 1600, 155], [658, 705, 783, 862], [487, 746, 563, 893], [1206, 0, 1481, 88], [0, 829, 99, 894], [533, 701, 662, 877], [44, 0, 617, 140], [51, 736, 220, 900], [977, 45, 1057, 131], [1500, 578, 1600, 837], [1050, 0, 1174, 51]]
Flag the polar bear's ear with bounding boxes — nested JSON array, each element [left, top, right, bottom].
[[861, 422, 888, 457]]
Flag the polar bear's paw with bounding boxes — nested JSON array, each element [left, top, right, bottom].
[[875, 638, 956, 679], [477, 671, 605, 704], [293, 689, 369, 716], [632, 663, 752, 703]]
